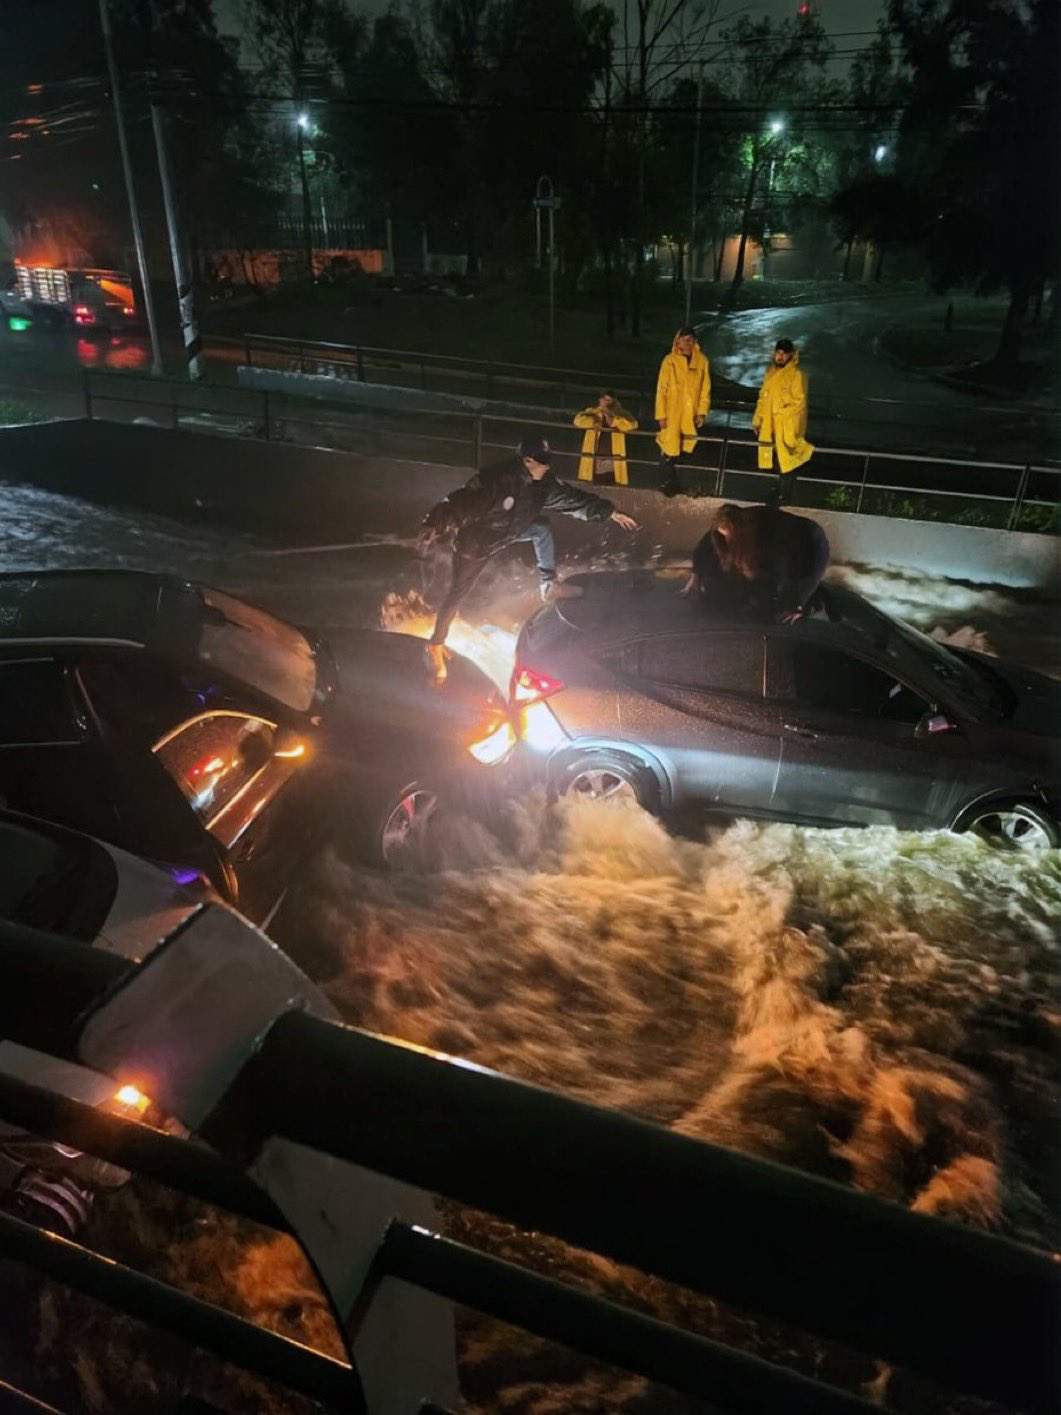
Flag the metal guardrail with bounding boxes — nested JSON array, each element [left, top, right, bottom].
[[0, 918, 1058, 1415], [73, 363, 1061, 533], [220, 331, 1061, 441], [0, 365, 1057, 532]]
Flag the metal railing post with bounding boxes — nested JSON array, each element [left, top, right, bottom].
[[716, 433, 729, 497], [1006, 463, 1032, 531], [855, 453, 871, 513]]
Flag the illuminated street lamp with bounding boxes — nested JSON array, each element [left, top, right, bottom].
[[769, 119, 785, 135], [874, 144, 888, 162]]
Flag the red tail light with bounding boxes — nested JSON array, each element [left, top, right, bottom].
[[510, 666, 564, 706]]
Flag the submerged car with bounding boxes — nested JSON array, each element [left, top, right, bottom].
[[0, 570, 508, 919], [509, 570, 1060, 850]]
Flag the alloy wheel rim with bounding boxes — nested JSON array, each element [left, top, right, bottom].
[[382, 789, 439, 866], [970, 807, 1054, 852], [569, 769, 637, 803]]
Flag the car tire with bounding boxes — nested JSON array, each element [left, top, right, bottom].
[[374, 780, 444, 872], [961, 800, 1058, 852], [553, 751, 662, 813]]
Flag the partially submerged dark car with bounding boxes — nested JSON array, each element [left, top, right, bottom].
[[0, 570, 508, 920], [509, 570, 1061, 850]]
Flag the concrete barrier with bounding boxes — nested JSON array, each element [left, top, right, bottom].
[[2, 419, 1057, 593]]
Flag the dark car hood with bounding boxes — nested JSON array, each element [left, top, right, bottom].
[[956, 650, 1061, 740]]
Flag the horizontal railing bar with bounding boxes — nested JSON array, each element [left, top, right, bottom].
[[382, 1223, 879, 1415], [0, 1210, 362, 1412], [229, 334, 1061, 418], [0, 1074, 287, 1234], [216, 1009, 1059, 1414]]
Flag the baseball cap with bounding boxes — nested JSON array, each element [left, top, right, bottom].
[[519, 437, 552, 465]]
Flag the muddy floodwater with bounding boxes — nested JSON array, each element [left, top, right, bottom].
[[1, 485, 1058, 1413]]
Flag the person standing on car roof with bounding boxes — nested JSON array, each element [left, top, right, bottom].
[[573, 391, 639, 485], [418, 437, 639, 682], [753, 338, 814, 504], [655, 326, 711, 498]]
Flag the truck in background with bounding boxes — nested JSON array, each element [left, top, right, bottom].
[[6, 263, 139, 332]]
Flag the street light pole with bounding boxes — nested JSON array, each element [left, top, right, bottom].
[[533, 176, 561, 351], [98, 0, 162, 376], [684, 63, 704, 328], [150, 100, 201, 381], [296, 112, 314, 280]]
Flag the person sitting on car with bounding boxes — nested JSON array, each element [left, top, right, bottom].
[[685, 503, 830, 623]]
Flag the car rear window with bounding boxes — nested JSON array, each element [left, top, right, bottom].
[[198, 589, 317, 713], [624, 633, 764, 697]]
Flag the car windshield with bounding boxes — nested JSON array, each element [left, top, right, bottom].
[[198, 589, 317, 712], [878, 617, 1001, 717]]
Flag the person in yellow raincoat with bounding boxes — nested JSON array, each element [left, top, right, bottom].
[[753, 338, 814, 504], [573, 391, 638, 485], [655, 326, 711, 498]]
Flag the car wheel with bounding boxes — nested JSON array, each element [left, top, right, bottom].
[[556, 753, 661, 813], [378, 783, 442, 871], [963, 801, 1058, 852]]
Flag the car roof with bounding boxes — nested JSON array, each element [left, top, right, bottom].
[[0, 570, 195, 649], [538, 570, 886, 650]]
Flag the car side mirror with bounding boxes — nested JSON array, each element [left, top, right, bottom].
[[916, 711, 956, 739]]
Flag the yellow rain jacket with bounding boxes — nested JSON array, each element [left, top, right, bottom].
[[753, 354, 814, 474], [655, 333, 711, 459], [573, 403, 638, 484]]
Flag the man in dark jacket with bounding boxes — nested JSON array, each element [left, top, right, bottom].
[[419, 436, 638, 680]]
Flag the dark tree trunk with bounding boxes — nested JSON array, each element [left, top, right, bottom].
[[841, 237, 855, 282], [874, 244, 886, 282], [991, 277, 1035, 367], [1031, 279, 1045, 326], [714, 233, 725, 281], [729, 143, 761, 293]]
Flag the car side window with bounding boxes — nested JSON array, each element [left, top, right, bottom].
[[153, 712, 278, 833], [791, 643, 927, 724], [0, 660, 82, 745], [631, 634, 764, 697]]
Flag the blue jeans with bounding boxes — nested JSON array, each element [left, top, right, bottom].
[[430, 521, 555, 646], [513, 520, 555, 578]]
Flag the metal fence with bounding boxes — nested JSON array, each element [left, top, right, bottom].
[[0, 364, 1057, 534], [219, 331, 1061, 465], [1, 916, 1057, 1415], [77, 363, 1061, 534]]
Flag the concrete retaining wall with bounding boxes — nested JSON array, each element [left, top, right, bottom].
[[2, 419, 1057, 593]]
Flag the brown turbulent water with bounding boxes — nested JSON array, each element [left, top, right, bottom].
[[1, 485, 1058, 1412]]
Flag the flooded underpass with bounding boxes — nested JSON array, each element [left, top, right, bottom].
[[1, 482, 1058, 1413]]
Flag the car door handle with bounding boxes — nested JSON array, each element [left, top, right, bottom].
[[784, 723, 819, 739]]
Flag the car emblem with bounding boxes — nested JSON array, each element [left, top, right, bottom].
[[503, 495, 515, 510]]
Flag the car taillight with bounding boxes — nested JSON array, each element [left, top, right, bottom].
[[510, 666, 564, 706], [468, 716, 516, 765]]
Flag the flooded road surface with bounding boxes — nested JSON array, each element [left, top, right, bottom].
[[2, 484, 1058, 1414]]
